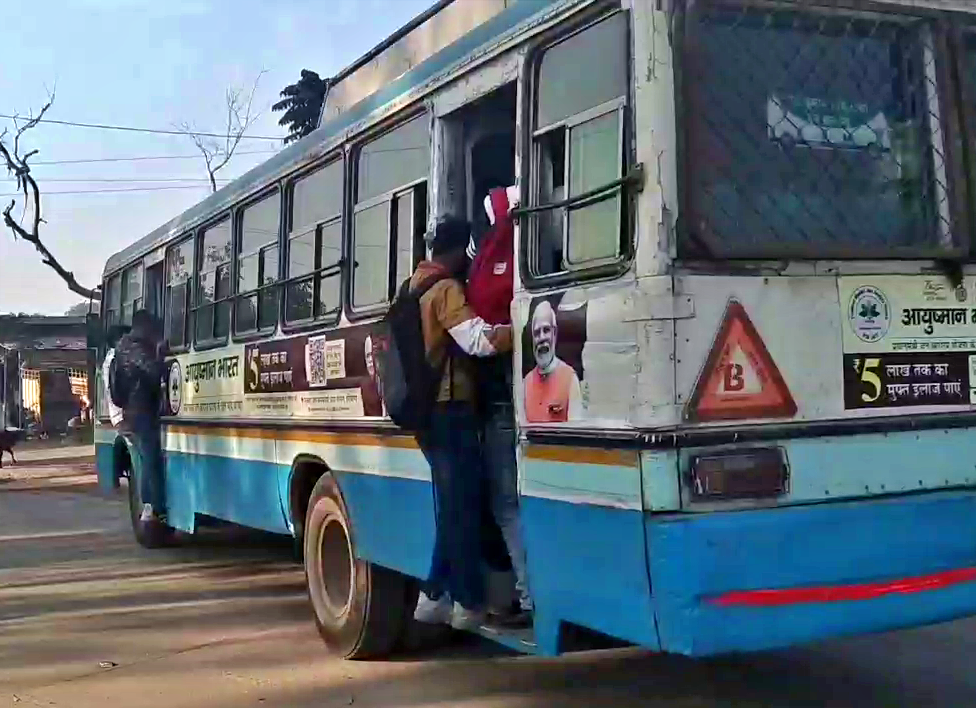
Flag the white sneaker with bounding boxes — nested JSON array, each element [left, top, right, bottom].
[[450, 603, 487, 631], [413, 592, 452, 624], [140, 503, 154, 522]]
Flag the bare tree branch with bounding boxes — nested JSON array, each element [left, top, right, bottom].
[[178, 70, 269, 193], [0, 91, 101, 301]]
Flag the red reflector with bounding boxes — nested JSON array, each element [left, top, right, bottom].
[[711, 567, 976, 607], [689, 448, 787, 501]]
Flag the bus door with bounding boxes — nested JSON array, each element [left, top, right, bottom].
[[510, 7, 660, 651]]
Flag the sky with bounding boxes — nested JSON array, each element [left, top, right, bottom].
[[0, 0, 432, 314]]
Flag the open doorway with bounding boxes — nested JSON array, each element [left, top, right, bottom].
[[438, 81, 524, 619], [438, 81, 517, 244]]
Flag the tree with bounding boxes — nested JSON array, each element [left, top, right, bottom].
[[0, 93, 101, 301], [273, 70, 328, 144], [178, 71, 268, 193]]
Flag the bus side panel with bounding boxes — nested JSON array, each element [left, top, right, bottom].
[[332, 471, 436, 580], [276, 437, 435, 580], [647, 485, 976, 656], [94, 433, 117, 492], [519, 445, 660, 653], [163, 427, 290, 535]]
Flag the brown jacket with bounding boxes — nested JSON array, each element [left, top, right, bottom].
[[410, 261, 512, 402]]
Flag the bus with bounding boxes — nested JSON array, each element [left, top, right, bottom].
[[94, 0, 976, 660]]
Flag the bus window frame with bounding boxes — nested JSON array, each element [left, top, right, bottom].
[[163, 233, 195, 355], [102, 271, 122, 330], [119, 261, 144, 327], [674, 2, 969, 262], [518, 6, 637, 292], [346, 108, 431, 322], [950, 25, 976, 261], [280, 153, 346, 334], [191, 212, 233, 351], [232, 184, 283, 340]]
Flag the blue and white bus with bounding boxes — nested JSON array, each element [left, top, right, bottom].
[[95, 0, 976, 659]]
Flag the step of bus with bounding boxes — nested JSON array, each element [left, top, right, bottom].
[[471, 623, 537, 655]]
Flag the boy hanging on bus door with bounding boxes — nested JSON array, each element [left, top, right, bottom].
[[407, 218, 514, 631], [466, 185, 533, 628], [113, 310, 167, 524]]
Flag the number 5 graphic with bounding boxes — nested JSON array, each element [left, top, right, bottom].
[[860, 357, 882, 403]]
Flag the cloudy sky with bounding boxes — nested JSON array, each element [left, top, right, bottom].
[[0, 0, 431, 314]]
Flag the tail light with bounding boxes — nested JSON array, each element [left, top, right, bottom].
[[688, 447, 788, 501]]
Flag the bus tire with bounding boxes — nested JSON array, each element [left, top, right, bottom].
[[126, 470, 173, 549], [304, 473, 408, 659]]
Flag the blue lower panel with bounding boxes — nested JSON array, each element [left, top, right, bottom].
[[520, 495, 659, 652], [164, 452, 290, 535], [334, 471, 436, 581], [648, 490, 976, 656], [95, 441, 115, 491]]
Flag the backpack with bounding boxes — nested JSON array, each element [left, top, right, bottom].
[[466, 187, 515, 325], [373, 273, 451, 433], [108, 350, 130, 409]]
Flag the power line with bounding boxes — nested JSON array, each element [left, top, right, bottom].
[[1, 176, 232, 184], [29, 149, 277, 166], [0, 185, 220, 197], [0, 114, 282, 141]]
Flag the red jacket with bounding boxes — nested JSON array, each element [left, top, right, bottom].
[[466, 187, 515, 325]]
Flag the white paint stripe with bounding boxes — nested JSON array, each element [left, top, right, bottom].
[[520, 479, 643, 511], [102, 427, 645, 509], [160, 430, 432, 482]]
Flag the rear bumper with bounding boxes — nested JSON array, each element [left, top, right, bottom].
[[648, 489, 976, 656]]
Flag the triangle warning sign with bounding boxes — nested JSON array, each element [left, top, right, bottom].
[[686, 300, 797, 422]]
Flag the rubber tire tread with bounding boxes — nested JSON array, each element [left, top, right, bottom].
[[304, 473, 408, 660]]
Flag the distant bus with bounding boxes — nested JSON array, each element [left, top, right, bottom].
[[95, 0, 976, 659]]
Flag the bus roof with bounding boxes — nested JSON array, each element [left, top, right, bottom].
[[103, 0, 563, 278]]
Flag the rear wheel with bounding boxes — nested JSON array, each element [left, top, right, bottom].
[[304, 474, 409, 659]]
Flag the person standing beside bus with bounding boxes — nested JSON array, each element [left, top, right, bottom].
[[114, 310, 166, 523], [410, 217, 513, 631]]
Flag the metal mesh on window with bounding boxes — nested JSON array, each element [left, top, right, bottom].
[[678, 2, 955, 258]]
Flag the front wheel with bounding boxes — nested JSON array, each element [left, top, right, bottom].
[[304, 474, 409, 659]]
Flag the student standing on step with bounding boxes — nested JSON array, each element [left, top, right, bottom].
[[466, 185, 533, 628], [407, 217, 513, 630]]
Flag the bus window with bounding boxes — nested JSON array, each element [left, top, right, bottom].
[[352, 114, 429, 309], [165, 238, 193, 349], [530, 11, 628, 276], [236, 190, 281, 333], [103, 274, 121, 328], [285, 158, 343, 324], [120, 263, 143, 326], [144, 261, 164, 321], [195, 218, 232, 343], [681, 6, 955, 258]]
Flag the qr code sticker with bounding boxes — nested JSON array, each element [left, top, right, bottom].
[[306, 336, 328, 388]]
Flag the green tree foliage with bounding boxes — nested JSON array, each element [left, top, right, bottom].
[[273, 70, 329, 144]]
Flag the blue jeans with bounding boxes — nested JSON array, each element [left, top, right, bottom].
[[129, 413, 165, 514], [483, 403, 532, 611], [419, 402, 486, 610]]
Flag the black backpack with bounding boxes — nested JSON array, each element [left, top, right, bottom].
[[374, 273, 451, 432], [108, 351, 130, 409]]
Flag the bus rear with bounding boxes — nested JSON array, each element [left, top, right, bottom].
[[510, 0, 976, 659], [658, 0, 976, 654]]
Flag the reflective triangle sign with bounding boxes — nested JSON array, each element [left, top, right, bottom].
[[686, 300, 797, 422]]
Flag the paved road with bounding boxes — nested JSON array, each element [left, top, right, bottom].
[[2, 459, 976, 707]]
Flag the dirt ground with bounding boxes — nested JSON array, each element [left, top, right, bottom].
[[2, 452, 976, 707]]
